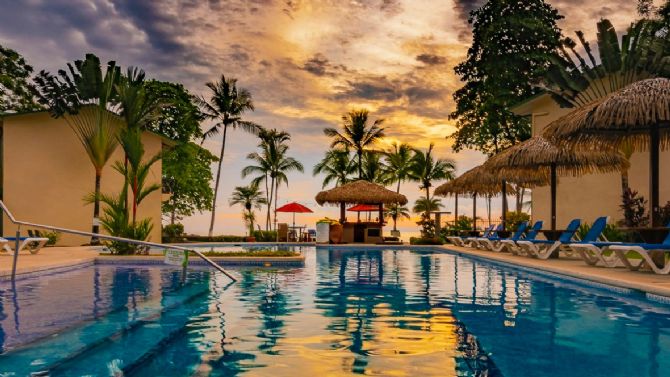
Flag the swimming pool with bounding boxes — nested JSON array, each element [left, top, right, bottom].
[[0, 247, 669, 376]]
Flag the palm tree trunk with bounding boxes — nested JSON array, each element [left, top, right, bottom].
[[170, 206, 176, 225], [265, 174, 270, 231], [393, 213, 398, 231], [91, 171, 102, 245], [268, 176, 275, 230], [276, 180, 280, 219], [621, 169, 630, 197], [208, 125, 228, 238], [358, 150, 363, 179], [425, 186, 431, 218], [396, 180, 401, 194]]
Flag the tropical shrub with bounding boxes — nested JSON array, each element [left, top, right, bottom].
[[89, 191, 153, 254], [40, 230, 61, 246], [620, 188, 649, 227], [505, 211, 530, 231], [163, 223, 185, 243], [660, 201, 670, 226], [416, 213, 436, 238], [252, 230, 278, 242], [410, 237, 444, 245], [452, 215, 474, 231]]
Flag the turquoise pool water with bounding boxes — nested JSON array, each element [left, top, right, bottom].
[[0, 247, 669, 376]]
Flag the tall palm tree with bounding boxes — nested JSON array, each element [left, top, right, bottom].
[[33, 54, 122, 244], [382, 142, 415, 193], [361, 151, 386, 184], [412, 197, 443, 214], [198, 75, 261, 237], [385, 204, 410, 232], [410, 143, 456, 217], [312, 149, 355, 188], [324, 109, 385, 179], [230, 183, 267, 237]]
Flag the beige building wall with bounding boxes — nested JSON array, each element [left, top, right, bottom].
[[1, 111, 163, 246], [515, 94, 669, 227]]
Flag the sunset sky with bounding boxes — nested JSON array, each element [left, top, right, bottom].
[[0, 0, 651, 237]]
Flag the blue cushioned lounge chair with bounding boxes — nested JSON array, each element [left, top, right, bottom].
[[507, 221, 543, 255], [515, 219, 582, 259], [1, 236, 49, 255], [477, 221, 528, 252], [608, 223, 670, 274], [447, 224, 494, 247]]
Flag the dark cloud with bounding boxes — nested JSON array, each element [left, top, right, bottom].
[[337, 77, 401, 101], [303, 54, 331, 76], [416, 53, 447, 65]]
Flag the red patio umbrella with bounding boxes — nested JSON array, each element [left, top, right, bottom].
[[347, 204, 379, 212], [276, 202, 313, 227]]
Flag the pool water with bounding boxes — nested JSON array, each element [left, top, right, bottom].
[[1, 248, 669, 376]]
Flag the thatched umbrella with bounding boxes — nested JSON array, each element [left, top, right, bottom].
[[435, 165, 547, 231], [315, 180, 408, 224], [544, 78, 670, 225], [487, 136, 629, 230]]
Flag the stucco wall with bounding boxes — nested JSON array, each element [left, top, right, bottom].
[[2, 112, 163, 245], [521, 95, 669, 227]]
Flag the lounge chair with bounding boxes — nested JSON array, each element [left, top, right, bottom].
[[505, 221, 543, 255], [607, 224, 670, 274], [447, 225, 494, 247], [516, 219, 582, 259], [1, 236, 49, 255], [477, 221, 528, 252], [471, 224, 505, 249], [566, 218, 630, 267]]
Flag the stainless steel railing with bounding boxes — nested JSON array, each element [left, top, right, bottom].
[[0, 200, 237, 282]]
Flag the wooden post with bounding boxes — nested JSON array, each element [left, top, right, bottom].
[[501, 180, 507, 231], [435, 212, 441, 236], [550, 163, 557, 231], [454, 195, 459, 227], [378, 203, 383, 225], [340, 202, 346, 224], [650, 123, 660, 227], [472, 193, 477, 232]]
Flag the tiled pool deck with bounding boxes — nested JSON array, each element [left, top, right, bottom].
[[3, 244, 670, 299]]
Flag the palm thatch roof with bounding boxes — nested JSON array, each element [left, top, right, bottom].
[[486, 136, 629, 176], [544, 78, 670, 149], [315, 180, 408, 205], [434, 165, 548, 197]]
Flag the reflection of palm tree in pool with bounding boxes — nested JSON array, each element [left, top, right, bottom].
[[316, 250, 407, 373]]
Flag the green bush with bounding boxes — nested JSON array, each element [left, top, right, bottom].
[[410, 237, 444, 245], [252, 230, 278, 242], [660, 201, 670, 226], [452, 215, 473, 231], [505, 211, 530, 231], [184, 235, 245, 242], [162, 223, 185, 243], [37, 230, 61, 246]]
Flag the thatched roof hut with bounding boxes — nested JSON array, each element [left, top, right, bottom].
[[543, 78, 670, 148], [435, 165, 548, 197], [543, 77, 670, 226], [486, 136, 629, 176], [315, 180, 408, 206]]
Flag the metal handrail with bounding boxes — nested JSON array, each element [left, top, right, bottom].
[[0, 200, 237, 282]]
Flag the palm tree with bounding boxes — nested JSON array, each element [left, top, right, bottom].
[[412, 197, 443, 214], [33, 54, 122, 244], [382, 142, 415, 193], [198, 75, 261, 237], [410, 143, 456, 217], [361, 151, 386, 184], [324, 109, 385, 179], [243, 129, 304, 230], [313, 149, 355, 188], [385, 204, 410, 232], [230, 183, 267, 236]]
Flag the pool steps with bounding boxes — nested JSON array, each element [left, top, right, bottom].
[[0, 277, 211, 375]]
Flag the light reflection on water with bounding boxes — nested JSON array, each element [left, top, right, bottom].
[[1, 248, 670, 376]]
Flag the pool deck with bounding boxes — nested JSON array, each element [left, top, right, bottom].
[[3, 243, 670, 299]]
